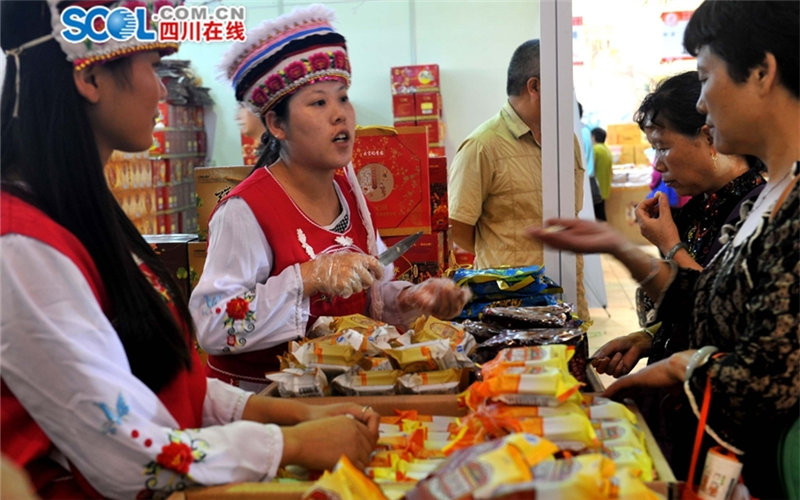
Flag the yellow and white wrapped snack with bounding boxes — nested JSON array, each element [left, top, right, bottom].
[[366, 324, 404, 350], [309, 315, 337, 338], [404, 433, 559, 500], [265, 367, 329, 397], [331, 370, 402, 396], [602, 445, 655, 482], [301, 455, 388, 500], [512, 453, 617, 500], [290, 341, 368, 375], [331, 313, 389, 334], [610, 468, 661, 500], [397, 368, 463, 395], [585, 398, 638, 424], [310, 330, 374, 354], [518, 413, 599, 451], [592, 419, 646, 450], [366, 357, 394, 371], [475, 401, 585, 419], [411, 316, 477, 368], [480, 345, 572, 378], [384, 339, 458, 373], [468, 364, 582, 408]]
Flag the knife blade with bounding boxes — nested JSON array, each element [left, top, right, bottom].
[[378, 231, 423, 266]]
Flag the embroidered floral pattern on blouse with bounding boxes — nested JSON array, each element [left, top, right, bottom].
[[94, 393, 130, 435], [219, 292, 255, 352], [139, 430, 208, 499]]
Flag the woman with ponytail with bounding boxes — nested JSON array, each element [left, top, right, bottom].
[[190, 4, 470, 391], [1, 2, 382, 498]]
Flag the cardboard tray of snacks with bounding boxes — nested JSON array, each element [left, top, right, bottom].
[[168, 388, 675, 500]]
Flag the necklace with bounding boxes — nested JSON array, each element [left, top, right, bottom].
[[733, 166, 795, 246]]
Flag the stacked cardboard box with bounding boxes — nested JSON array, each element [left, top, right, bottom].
[[189, 165, 254, 293], [606, 122, 650, 166], [390, 64, 446, 157]]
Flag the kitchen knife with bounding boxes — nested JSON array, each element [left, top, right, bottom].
[[377, 231, 423, 266]]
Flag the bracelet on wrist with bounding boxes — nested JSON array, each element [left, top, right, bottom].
[[642, 322, 661, 338], [685, 345, 719, 382], [664, 242, 689, 260]]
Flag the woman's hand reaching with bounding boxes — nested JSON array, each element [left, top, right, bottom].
[[591, 330, 653, 378], [525, 218, 629, 255], [397, 278, 472, 320]]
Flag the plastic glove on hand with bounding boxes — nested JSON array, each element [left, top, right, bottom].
[[397, 277, 472, 319], [303, 252, 384, 299]]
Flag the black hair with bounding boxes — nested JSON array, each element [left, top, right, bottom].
[[634, 71, 705, 137], [253, 96, 290, 170], [507, 39, 540, 97], [1, 0, 191, 393], [591, 127, 607, 143], [684, 0, 799, 99]]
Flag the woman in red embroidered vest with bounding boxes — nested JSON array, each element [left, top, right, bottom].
[[0, 2, 380, 498], [190, 4, 471, 391]]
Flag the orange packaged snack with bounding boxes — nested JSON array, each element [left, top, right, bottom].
[[464, 364, 582, 409], [301, 455, 388, 500], [404, 433, 558, 500]]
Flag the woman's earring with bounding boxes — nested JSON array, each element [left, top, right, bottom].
[[711, 153, 718, 170]]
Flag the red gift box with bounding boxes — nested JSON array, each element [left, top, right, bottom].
[[416, 117, 444, 146], [415, 92, 442, 119], [352, 126, 431, 236], [391, 64, 440, 94], [392, 94, 416, 121]]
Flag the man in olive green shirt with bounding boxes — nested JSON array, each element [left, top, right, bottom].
[[448, 39, 588, 319]]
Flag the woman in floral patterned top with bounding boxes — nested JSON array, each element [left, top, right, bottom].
[[527, 2, 799, 497], [592, 71, 766, 379], [1, 2, 380, 498]]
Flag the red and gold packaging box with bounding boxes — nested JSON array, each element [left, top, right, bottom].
[[428, 156, 448, 232], [352, 126, 431, 236], [150, 130, 169, 155], [415, 92, 441, 118], [391, 64, 440, 94], [194, 166, 253, 240], [156, 102, 178, 128], [382, 231, 446, 284], [391, 94, 416, 121], [157, 211, 179, 236]]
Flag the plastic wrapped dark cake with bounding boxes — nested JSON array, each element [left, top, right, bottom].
[[481, 304, 574, 329]]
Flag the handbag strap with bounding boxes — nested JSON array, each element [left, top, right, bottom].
[[687, 374, 713, 489]]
